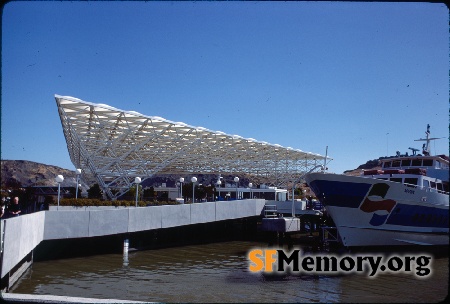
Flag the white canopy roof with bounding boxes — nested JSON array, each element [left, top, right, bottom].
[[55, 95, 330, 199]]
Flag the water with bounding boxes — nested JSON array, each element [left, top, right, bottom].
[[11, 241, 449, 303]]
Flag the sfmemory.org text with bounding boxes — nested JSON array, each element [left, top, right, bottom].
[[248, 249, 432, 278]]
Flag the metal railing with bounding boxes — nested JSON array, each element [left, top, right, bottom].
[[263, 205, 278, 218]]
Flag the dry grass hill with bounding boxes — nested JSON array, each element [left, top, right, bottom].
[[1, 160, 80, 188], [342, 159, 381, 176], [1, 158, 382, 190]]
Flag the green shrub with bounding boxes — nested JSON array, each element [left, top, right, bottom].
[[54, 198, 179, 207]]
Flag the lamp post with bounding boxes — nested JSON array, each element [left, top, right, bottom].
[[248, 182, 253, 199], [216, 179, 221, 200], [303, 189, 308, 209], [55, 175, 64, 210], [135, 177, 141, 207], [234, 177, 239, 200], [179, 177, 184, 198], [75, 168, 81, 200], [191, 177, 197, 203]]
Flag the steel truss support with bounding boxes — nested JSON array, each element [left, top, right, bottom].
[[55, 95, 331, 200]]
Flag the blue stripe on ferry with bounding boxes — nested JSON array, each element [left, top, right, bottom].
[[309, 180, 371, 208], [370, 213, 389, 226], [386, 204, 449, 228]]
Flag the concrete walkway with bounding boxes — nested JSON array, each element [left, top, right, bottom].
[[1, 293, 148, 303]]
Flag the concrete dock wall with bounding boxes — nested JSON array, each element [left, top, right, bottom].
[[44, 199, 265, 239], [1, 212, 45, 278], [1, 199, 266, 285]]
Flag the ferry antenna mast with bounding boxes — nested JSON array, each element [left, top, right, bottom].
[[413, 124, 444, 156]]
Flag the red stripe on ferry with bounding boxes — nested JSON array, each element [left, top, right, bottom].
[[360, 198, 396, 213]]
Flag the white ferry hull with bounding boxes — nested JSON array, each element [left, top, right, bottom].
[[305, 173, 449, 248], [335, 224, 449, 247]]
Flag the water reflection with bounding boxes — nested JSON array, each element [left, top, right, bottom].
[[11, 241, 449, 303], [123, 238, 129, 267]]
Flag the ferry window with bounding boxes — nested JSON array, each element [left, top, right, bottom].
[[423, 180, 430, 189], [390, 178, 402, 183], [392, 160, 401, 167], [383, 162, 391, 168], [443, 183, 449, 193], [436, 161, 441, 168], [411, 159, 422, 166], [437, 183, 443, 191], [401, 159, 411, 167], [422, 159, 433, 166], [430, 181, 436, 189], [404, 178, 418, 186]]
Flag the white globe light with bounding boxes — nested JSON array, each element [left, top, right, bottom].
[[191, 177, 197, 183], [179, 177, 185, 183], [249, 183, 253, 188], [234, 177, 239, 183], [76, 168, 82, 175], [135, 177, 141, 184], [55, 175, 64, 183]]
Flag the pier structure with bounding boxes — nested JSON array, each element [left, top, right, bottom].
[[55, 95, 329, 201], [0, 96, 332, 297], [1, 199, 265, 292]]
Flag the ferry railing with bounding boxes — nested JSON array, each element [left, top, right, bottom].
[[365, 174, 448, 195]]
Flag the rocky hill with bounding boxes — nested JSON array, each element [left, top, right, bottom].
[[1, 158, 382, 190], [1, 160, 81, 188], [0, 160, 252, 190], [343, 159, 382, 176]]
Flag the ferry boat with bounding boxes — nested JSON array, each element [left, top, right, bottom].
[[305, 125, 449, 248]]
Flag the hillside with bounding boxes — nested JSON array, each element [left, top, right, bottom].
[[0, 160, 252, 190], [1, 160, 81, 188], [343, 159, 382, 176], [1, 159, 382, 189]]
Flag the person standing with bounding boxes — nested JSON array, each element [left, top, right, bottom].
[[0, 200, 5, 218], [8, 197, 21, 217]]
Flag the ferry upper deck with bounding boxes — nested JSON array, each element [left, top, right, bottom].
[[362, 154, 449, 194]]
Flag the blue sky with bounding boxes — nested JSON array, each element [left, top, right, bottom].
[[1, 1, 448, 175]]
